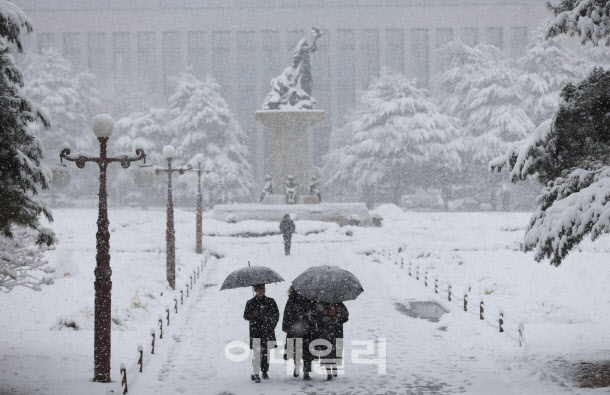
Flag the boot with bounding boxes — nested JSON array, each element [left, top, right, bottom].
[[262, 371, 269, 380], [326, 368, 333, 381], [332, 366, 338, 377], [293, 368, 299, 377], [251, 374, 261, 383], [303, 372, 311, 381]]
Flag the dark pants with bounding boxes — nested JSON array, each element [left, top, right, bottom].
[[283, 234, 292, 255]]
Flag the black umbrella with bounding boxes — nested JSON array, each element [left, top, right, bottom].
[[220, 264, 285, 290], [292, 265, 364, 303]]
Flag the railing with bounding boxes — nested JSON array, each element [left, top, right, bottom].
[[106, 250, 211, 394], [381, 249, 525, 347]]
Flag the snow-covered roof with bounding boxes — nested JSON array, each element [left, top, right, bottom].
[[16, 0, 544, 11]]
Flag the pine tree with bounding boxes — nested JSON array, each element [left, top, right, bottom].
[[434, 41, 535, 209], [324, 69, 462, 206], [115, 73, 253, 204], [517, 31, 585, 126], [546, 0, 610, 45], [493, 68, 610, 265], [167, 74, 253, 202], [0, 0, 54, 244]]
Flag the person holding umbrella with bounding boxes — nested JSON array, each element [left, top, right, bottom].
[[313, 301, 349, 380], [279, 214, 296, 256], [282, 286, 316, 380], [291, 265, 363, 380], [243, 284, 279, 383], [220, 264, 284, 384]]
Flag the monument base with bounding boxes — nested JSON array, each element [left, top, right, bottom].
[[261, 194, 320, 205], [211, 202, 373, 226]]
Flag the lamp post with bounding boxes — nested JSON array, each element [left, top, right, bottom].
[[58, 114, 146, 383], [187, 154, 215, 254], [155, 145, 190, 289]]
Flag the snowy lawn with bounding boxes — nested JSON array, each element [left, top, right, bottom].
[[1, 206, 609, 394]]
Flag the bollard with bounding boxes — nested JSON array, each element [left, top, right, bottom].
[[181, 290, 184, 305], [424, 272, 428, 287], [499, 312, 504, 333], [174, 298, 178, 314], [435, 279, 438, 294], [197, 267, 200, 278], [448, 284, 452, 302], [138, 344, 143, 372], [401, 258, 404, 269], [408, 264, 412, 277], [416, 266, 419, 280], [464, 293, 468, 312], [158, 316, 163, 339], [190, 275, 193, 288], [151, 328, 156, 354], [480, 301, 484, 320], [166, 308, 170, 326], [518, 322, 525, 347], [186, 283, 189, 297], [120, 363, 128, 394]]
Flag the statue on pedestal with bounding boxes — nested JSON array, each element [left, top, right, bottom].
[[259, 174, 273, 202], [286, 175, 298, 204], [309, 176, 321, 202], [262, 27, 324, 110]]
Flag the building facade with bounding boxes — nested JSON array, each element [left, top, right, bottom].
[[16, 0, 549, 184]]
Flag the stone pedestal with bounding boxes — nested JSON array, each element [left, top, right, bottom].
[[255, 110, 325, 196]]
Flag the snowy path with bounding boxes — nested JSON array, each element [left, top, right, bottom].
[[134, 234, 569, 395]]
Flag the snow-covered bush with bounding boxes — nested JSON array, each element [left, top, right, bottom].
[[0, 228, 54, 293], [546, 0, 610, 45]]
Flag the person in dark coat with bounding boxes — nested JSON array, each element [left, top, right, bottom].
[[282, 286, 316, 380], [279, 214, 296, 255], [243, 284, 279, 383], [313, 301, 349, 380]]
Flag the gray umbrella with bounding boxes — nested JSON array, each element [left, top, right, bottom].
[[220, 265, 285, 290], [292, 265, 364, 303]]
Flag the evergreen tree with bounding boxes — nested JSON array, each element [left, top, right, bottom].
[[493, 68, 610, 265], [434, 41, 535, 209], [324, 70, 462, 206], [546, 0, 610, 45], [0, 0, 54, 244], [517, 31, 585, 126], [115, 73, 253, 204]]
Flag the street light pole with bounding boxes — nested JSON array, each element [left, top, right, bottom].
[[59, 114, 146, 383], [195, 161, 203, 254], [155, 146, 189, 289]]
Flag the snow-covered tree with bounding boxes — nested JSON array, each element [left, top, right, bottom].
[[0, 227, 54, 293], [434, 41, 535, 209], [493, 68, 610, 265], [546, 0, 610, 45], [517, 31, 585, 126], [115, 73, 253, 204], [0, 0, 55, 245], [324, 69, 462, 206], [21, 48, 100, 157]]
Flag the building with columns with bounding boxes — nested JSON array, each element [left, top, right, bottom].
[[16, 0, 549, 185]]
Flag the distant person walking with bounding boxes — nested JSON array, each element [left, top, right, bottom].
[[279, 214, 295, 255], [243, 284, 279, 383]]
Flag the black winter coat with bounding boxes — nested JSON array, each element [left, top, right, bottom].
[[279, 218, 296, 237], [282, 293, 316, 338], [243, 296, 279, 349], [313, 302, 349, 360]]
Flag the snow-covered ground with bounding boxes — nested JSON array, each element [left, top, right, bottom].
[[1, 206, 609, 394]]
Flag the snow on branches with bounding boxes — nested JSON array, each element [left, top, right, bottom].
[[546, 0, 610, 45], [494, 68, 610, 265], [0, 227, 54, 293], [324, 70, 462, 200]]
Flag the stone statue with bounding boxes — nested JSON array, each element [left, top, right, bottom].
[[262, 27, 324, 110], [285, 175, 298, 204], [259, 174, 273, 202], [309, 176, 321, 202]]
